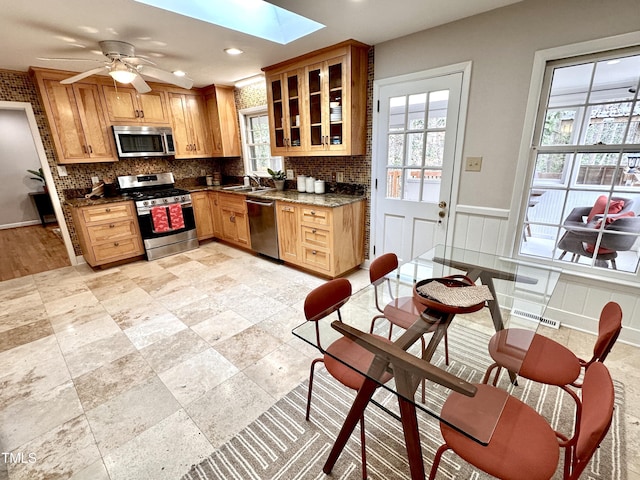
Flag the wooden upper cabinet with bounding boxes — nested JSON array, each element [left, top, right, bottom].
[[203, 85, 241, 157], [168, 92, 214, 158], [40, 78, 116, 164], [262, 40, 370, 157], [102, 86, 169, 125], [265, 69, 305, 156]]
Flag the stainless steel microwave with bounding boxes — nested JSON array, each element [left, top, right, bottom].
[[112, 126, 175, 158]]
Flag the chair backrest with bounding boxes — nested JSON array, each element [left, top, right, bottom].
[[369, 253, 398, 285], [304, 278, 352, 322], [568, 362, 615, 479], [591, 301, 623, 364]]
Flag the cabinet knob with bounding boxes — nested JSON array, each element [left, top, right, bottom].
[[105, 208, 111, 212], [87, 145, 93, 154], [312, 228, 317, 233], [310, 210, 315, 215], [113, 242, 119, 247], [109, 224, 115, 228], [312, 250, 317, 255], [139, 110, 145, 118]]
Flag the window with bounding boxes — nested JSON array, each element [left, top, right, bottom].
[[239, 106, 282, 177], [519, 49, 640, 275]]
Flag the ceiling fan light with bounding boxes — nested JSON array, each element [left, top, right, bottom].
[[109, 63, 137, 84]]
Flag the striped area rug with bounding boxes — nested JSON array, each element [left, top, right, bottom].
[[181, 325, 626, 480]]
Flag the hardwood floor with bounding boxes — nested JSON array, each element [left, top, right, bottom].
[[0, 224, 70, 281]]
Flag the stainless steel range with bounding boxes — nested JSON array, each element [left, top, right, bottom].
[[117, 173, 198, 260]]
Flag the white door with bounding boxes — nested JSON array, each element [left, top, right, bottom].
[[373, 72, 463, 263]]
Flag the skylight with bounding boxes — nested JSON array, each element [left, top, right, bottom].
[[134, 0, 325, 44]]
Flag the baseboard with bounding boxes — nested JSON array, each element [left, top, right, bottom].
[[0, 219, 41, 229]]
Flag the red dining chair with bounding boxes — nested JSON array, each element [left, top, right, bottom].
[[482, 301, 623, 390], [305, 278, 394, 480], [369, 253, 451, 402], [429, 361, 615, 480]]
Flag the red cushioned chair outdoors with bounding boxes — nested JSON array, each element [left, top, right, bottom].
[[557, 195, 640, 269], [368, 253, 450, 401], [304, 278, 393, 480], [428, 361, 615, 480]]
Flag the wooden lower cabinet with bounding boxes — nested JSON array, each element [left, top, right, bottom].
[[191, 191, 215, 240], [71, 201, 144, 267], [217, 193, 250, 248], [275, 200, 365, 277]]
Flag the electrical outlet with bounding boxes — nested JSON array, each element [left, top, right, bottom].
[[57, 165, 68, 177], [286, 169, 294, 179], [200, 169, 206, 176], [465, 156, 483, 172], [336, 172, 344, 183], [91, 176, 100, 185]]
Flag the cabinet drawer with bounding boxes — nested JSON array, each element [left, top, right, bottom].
[[86, 220, 139, 244], [300, 207, 330, 226], [301, 247, 330, 271], [82, 204, 133, 223], [301, 225, 330, 248], [92, 237, 143, 263], [218, 193, 246, 213]]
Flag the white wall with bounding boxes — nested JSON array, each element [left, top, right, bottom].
[[373, 0, 640, 344], [0, 109, 44, 228]]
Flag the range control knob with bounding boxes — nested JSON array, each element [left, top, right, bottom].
[[163, 198, 169, 204], [143, 201, 149, 206], [174, 196, 180, 202]]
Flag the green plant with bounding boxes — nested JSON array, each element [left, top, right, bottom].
[[267, 168, 286, 180], [27, 167, 45, 183]]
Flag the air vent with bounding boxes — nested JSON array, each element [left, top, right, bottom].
[[512, 309, 560, 329]]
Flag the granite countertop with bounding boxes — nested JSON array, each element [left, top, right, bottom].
[[189, 185, 365, 207], [65, 186, 365, 209]]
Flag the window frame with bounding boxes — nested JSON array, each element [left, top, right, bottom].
[[238, 105, 282, 178], [510, 32, 640, 284]]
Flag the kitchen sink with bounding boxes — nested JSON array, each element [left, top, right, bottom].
[[222, 185, 275, 194]]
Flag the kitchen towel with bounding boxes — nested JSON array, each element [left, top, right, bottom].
[[151, 206, 170, 233], [168, 204, 185, 230]]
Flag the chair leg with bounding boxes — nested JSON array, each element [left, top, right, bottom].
[[481, 362, 502, 386], [444, 331, 450, 366], [428, 444, 451, 480], [370, 314, 385, 334], [359, 414, 368, 480], [611, 259, 617, 269], [306, 358, 323, 421]]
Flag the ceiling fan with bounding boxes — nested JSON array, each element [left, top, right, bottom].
[[39, 40, 193, 93]]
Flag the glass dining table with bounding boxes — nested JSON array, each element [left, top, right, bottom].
[[292, 244, 562, 480]]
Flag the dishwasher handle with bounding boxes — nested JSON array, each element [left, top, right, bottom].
[[245, 199, 275, 207]]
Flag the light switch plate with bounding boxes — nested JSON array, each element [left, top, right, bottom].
[[57, 165, 68, 177], [465, 156, 482, 172], [336, 172, 344, 182]]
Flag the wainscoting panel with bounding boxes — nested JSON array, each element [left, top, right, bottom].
[[452, 205, 639, 346]]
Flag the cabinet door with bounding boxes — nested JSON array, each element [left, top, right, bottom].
[[103, 86, 141, 122], [234, 211, 250, 246], [276, 202, 300, 262], [305, 55, 348, 154], [191, 191, 214, 240], [266, 70, 304, 155], [73, 83, 115, 160], [137, 91, 169, 124], [168, 93, 191, 157], [43, 80, 87, 161], [186, 94, 213, 157], [210, 192, 223, 237]]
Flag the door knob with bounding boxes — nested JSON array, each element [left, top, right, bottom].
[[438, 201, 447, 208]]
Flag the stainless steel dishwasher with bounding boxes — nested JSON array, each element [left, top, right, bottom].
[[246, 197, 280, 260]]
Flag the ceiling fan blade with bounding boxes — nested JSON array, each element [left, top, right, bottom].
[[37, 57, 102, 62], [60, 66, 108, 84], [138, 65, 193, 89], [131, 74, 152, 94]]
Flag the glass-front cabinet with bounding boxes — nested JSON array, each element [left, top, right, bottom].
[[306, 56, 348, 154], [263, 40, 369, 157], [266, 69, 305, 155]]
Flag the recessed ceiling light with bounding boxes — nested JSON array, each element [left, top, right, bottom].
[[134, 0, 324, 44], [173, 70, 186, 77], [225, 48, 244, 56]]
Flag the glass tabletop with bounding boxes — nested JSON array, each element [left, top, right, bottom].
[[292, 245, 562, 445]]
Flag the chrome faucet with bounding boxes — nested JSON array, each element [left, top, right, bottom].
[[249, 174, 261, 188]]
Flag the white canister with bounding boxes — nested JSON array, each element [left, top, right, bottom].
[[305, 176, 315, 193], [314, 180, 325, 194], [297, 176, 307, 192]]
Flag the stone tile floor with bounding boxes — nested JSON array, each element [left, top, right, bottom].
[[0, 240, 637, 479]]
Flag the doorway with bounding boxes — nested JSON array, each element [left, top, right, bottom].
[[0, 101, 75, 280], [371, 64, 471, 263]]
